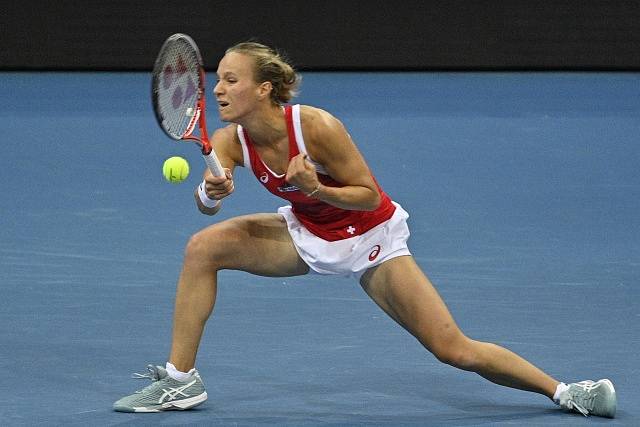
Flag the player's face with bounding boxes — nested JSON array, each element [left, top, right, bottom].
[[214, 52, 265, 122]]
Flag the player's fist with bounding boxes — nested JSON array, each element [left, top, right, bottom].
[[204, 168, 234, 199], [286, 154, 318, 195]]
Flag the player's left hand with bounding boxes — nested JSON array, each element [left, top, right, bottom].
[[286, 154, 319, 195]]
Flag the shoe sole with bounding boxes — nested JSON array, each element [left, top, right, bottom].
[[118, 391, 208, 413]]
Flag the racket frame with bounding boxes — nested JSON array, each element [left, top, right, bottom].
[[152, 33, 224, 176]]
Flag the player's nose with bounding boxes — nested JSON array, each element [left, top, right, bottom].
[[213, 80, 223, 96]]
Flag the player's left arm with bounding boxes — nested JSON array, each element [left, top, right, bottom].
[[285, 106, 381, 211]]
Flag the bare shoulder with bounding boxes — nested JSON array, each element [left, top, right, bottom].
[[211, 123, 238, 143], [299, 105, 346, 136], [300, 105, 343, 130], [211, 124, 243, 168]]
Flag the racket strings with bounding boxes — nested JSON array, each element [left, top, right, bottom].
[[153, 38, 202, 138]]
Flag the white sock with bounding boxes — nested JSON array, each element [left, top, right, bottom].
[[166, 362, 193, 382], [553, 382, 570, 404]]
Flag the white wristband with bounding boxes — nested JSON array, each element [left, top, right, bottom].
[[198, 181, 220, 208]]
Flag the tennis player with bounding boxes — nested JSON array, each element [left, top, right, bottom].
[[114, 42, 616, 418]]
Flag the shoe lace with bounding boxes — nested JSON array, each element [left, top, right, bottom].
[[565, 381, 598, 417], [130, 365, 165, 393], [132, 364, 164, 381]]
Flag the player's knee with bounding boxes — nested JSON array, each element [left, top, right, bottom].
[[184, 226, 231, 270], [428, 334, 479, 372]]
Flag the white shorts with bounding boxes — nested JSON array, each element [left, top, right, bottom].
[[278, 202, 411, 280]]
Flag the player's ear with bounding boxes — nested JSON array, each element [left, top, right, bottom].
[[257, 81, 273, 100]]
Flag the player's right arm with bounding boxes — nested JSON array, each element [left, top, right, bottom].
[[195, 125, 243, 215]]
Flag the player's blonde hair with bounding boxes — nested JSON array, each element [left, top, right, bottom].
[[226, 42, 300, 105]]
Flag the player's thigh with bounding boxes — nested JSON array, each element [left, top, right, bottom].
[[359, 256, 463, 349], [191, 213, 309, 277]]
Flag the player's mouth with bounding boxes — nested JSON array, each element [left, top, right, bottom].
[[217, 100, 230, 109]]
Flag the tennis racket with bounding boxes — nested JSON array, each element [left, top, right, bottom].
[[151, 33, 224, 177]]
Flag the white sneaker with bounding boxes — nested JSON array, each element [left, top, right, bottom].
[[113, 364, 207, 412], [558, 379, 616, 418]]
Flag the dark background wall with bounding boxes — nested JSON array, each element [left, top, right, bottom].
[[2, 0, 640, 71]]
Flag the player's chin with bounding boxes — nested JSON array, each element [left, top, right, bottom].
[[217, 107, 233, 122]]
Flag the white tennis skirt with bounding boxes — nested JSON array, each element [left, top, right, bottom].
[[278, 202, 411, 280]]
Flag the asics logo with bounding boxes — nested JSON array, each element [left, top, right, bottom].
[[158, 379, 196, 403], [368, 245, 381, 261]]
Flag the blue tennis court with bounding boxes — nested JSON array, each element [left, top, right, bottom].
[[1, 71, 638, 426]]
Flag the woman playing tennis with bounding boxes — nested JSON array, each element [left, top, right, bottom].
[[114, 42, 616, 418]]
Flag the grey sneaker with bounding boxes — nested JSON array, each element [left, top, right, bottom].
[[113, 364, 207, 412], [558, 379, 616, 418]]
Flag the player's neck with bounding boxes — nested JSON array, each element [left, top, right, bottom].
[[240, 104, 287, 147]]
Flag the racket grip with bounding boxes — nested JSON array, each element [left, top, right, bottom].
[[203, 150, 224, 177]]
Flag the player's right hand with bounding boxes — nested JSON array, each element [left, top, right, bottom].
[[203, 168, 234, 200]]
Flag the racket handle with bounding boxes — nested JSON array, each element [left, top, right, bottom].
[[203, 149, 225, 177]]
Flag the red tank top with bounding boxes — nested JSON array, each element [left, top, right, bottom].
[[237, 104, 395, 241]]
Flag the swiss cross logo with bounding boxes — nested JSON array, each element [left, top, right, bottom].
[[346, 226, 356, 235]]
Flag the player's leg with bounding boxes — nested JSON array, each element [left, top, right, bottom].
[[114, 213, 308, 412], [169, 213, 309, 372], [359, 255, 559, 398]]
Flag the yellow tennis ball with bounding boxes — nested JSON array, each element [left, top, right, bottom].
[[162, 156, 190, 183]]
